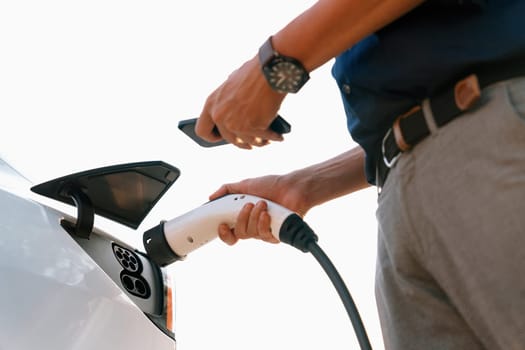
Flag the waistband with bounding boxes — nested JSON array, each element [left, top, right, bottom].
[[376, 56, 525, 193]]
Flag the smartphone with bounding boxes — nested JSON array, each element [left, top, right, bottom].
[[178, 115, 291, 148]]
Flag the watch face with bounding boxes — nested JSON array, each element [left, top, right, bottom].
[[264, 57, 309, 93]]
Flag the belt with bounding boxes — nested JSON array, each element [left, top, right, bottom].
[[376, 56, 525, 192]]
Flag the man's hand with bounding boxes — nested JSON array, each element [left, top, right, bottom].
[[196, 56, 286, 149], [209, 175, 310, 245]]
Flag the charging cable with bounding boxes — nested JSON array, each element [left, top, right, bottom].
[[279, 214, 373, 350]]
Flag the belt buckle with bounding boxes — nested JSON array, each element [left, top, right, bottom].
[[381, 105, 421, 168], [381, 127, 401, 168]]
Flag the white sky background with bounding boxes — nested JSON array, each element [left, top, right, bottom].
[[1, 1, 383, 349]]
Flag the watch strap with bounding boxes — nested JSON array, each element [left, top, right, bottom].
[[258, 36, 277, 67]]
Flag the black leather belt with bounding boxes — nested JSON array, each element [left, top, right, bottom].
[[376, 57, 525, 192]]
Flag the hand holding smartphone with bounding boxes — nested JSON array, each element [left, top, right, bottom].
[[178, 115, 291, 148]]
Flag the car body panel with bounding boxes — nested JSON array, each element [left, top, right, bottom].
[[0, 158, 175, 350]]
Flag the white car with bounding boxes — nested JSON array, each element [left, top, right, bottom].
[[0, 157, 177, 350]]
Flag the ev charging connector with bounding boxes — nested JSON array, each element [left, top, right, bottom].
[[143, 193, 372, 350]]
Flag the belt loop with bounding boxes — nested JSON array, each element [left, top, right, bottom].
[[422, 99, 438, 135], [392, 106, 421, 152]]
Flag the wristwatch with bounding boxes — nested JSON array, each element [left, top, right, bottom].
[[258, 36, 310, 94]]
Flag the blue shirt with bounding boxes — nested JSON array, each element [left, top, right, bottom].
[[331, 0, 525, 184]]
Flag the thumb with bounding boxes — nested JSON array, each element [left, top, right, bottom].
[[209, 183, 240, 200]]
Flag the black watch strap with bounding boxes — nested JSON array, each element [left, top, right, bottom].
[[259, 36, 278, 67]]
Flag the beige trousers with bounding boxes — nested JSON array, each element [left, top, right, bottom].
[[376, 77, 525, 350]]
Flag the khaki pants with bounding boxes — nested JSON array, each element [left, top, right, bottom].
[[376, 77, 525, 350]]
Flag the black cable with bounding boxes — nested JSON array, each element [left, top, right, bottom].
[[279, 213, 373, 350], [307, 241, 373, 350]]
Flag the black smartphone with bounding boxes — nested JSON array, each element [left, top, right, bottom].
[[178, 115, 291, 148]]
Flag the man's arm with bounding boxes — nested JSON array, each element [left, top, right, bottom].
[[196, 0, 425, 147], [211, 145, 370, 244], [284, 145, 370, 212], [272, 0, 425, 72]]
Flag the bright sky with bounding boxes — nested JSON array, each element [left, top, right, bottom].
[[0, 1, 383, 349]]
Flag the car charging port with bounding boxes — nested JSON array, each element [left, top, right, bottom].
[[120, 271, 151, 298], [112, 242, 151, 299], [113, 243, 143, 274]]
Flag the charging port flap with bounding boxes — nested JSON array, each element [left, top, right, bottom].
[[31, 161, 180, 237]]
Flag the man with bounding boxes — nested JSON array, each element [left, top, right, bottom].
[[195, 0, 525, 348]]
